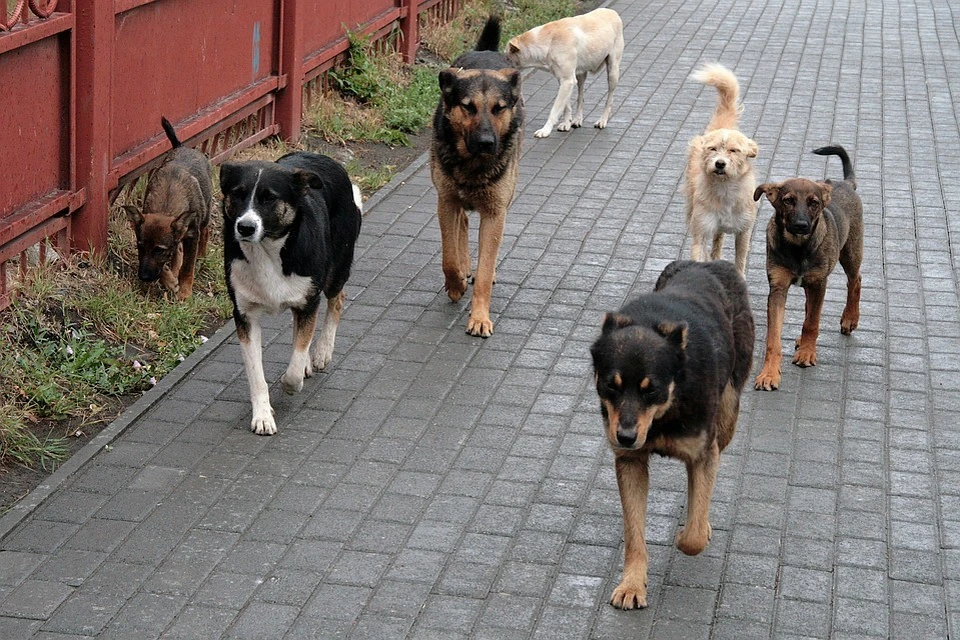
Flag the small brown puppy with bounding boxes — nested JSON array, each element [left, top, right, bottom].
[[126, 117, 212, 300], [432, 16, 523, 337], [754, 145, 863, 391]]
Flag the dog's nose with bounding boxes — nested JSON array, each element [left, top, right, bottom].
[[476, 134, 497, 155], [617, 429, 637, 448], [789, 220, 811, 235], [236, 220, 258, 238], [714, 159, 726, 170]]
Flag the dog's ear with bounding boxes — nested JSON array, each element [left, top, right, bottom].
[[293, 169, 324, 193], [507, 40, 521, 56], [818, 182, 833, 207], [123, 204, 143, 228], [439, 68, 459, 103], [746, 139, 759, 158], [656, 321, 688, 351], [601, 312, 634, 334], [754, 182, 781, 203], [219, 163, 242, 194], [503, 69, 522, 103]]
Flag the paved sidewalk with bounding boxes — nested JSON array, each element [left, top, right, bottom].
[[3, 0, 960, 637]]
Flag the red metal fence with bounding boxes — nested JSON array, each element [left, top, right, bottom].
[[0, 0, 461, 310]]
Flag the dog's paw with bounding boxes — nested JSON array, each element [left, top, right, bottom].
[[175, 284, 193, 301], [280, 371, 305, 395], [312, 344, 334, 371], [610, 580, 647, 610], [840, 312, 859, 335], [792, 348, 817, 368], [534, 126, 553, 138], [571, 116, 583, 128], [594, 118, 608, 129], [251, 412, 277, 436], [676, 523, 711, 555], [466, 314, 493, 338], [754, 368, 781, 391], [557, 121, 572, 132], [445, 274, 467, 302]]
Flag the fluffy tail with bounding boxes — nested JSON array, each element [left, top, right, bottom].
[[812, 145, 856, 188], [160, 116, 182, 148], [692, 63, 742, 132], [475, 15, 502, 51]]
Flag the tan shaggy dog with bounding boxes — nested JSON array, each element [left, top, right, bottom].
[[506, 8, 623, 138], [684, 64, 759, 276]]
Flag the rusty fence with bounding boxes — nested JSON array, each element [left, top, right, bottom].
[[0, 0, 461, 310]]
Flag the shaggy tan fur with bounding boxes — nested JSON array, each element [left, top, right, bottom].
[[684, 64, 759, 276]]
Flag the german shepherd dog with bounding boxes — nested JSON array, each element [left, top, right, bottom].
[[590, 260, 754, 609], [431, 16, 523, 337], [753, 145, 863, 390], [220, 152, 362, 435], [125, 117, 212, 300]]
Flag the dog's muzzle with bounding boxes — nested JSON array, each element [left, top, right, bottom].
[[713, 159, 727, 175], [235, 213, 263, 242], [787, 221, 811, 236]]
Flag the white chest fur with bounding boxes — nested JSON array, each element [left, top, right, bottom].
[[230, 237, 314, 315]]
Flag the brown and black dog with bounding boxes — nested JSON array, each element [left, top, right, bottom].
[[753, 145, 863, 391], [126, 117, 212, 300], [591, 260, 754, 609], [431, 16, 523, 337]]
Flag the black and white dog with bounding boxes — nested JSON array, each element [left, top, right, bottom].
[[219, 152, 362, 435]]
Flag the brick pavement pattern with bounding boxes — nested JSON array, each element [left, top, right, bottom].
[[3, 0, 960, 637]]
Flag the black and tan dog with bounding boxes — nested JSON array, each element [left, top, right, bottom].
[[753, 145, 863, 391], [126, 117, 212, 300], [431, 16, 523, 337], [590, 260, 754, 610]]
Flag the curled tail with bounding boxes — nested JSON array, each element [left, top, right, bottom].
[[475, 15, 502, 51], [692, 63, 742, 132], [160, 116, 182, 148], [812, 145, 856, 188]]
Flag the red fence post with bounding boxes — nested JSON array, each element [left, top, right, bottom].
[[276, 0, 305, 144], [72, 0, 114, 254], [399, 0, 418, 64]]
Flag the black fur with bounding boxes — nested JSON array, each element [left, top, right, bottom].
[[160, 116, 182, 148], [591, 260, 754, 448], [813, 145, 856, 185], [220, 152, 361, 314]]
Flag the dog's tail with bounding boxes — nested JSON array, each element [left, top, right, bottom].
[[160, 116, 182, 149], [352, 183, 363, 214], [474, 15, 502, 52], [812, 145, 856, 189], [692, 63, 742, 132]]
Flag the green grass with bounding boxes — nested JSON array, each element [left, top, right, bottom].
[[308, 32, 441, 148]]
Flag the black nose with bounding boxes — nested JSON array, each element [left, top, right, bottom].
[[617, 429, 637, 448], [789, 220, 811, 235], [236, 221, 257, 238], [138, 266, 160, 282], [715, 159, 726, 169], [476, 134, 497, 155]]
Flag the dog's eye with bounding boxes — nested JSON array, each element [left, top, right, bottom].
[[808, 199, 820, 207], [461, 103, 478, 115], [729, 149, 740, 154], [491, 103, 505, 115], [783, 196, 796, 205]]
